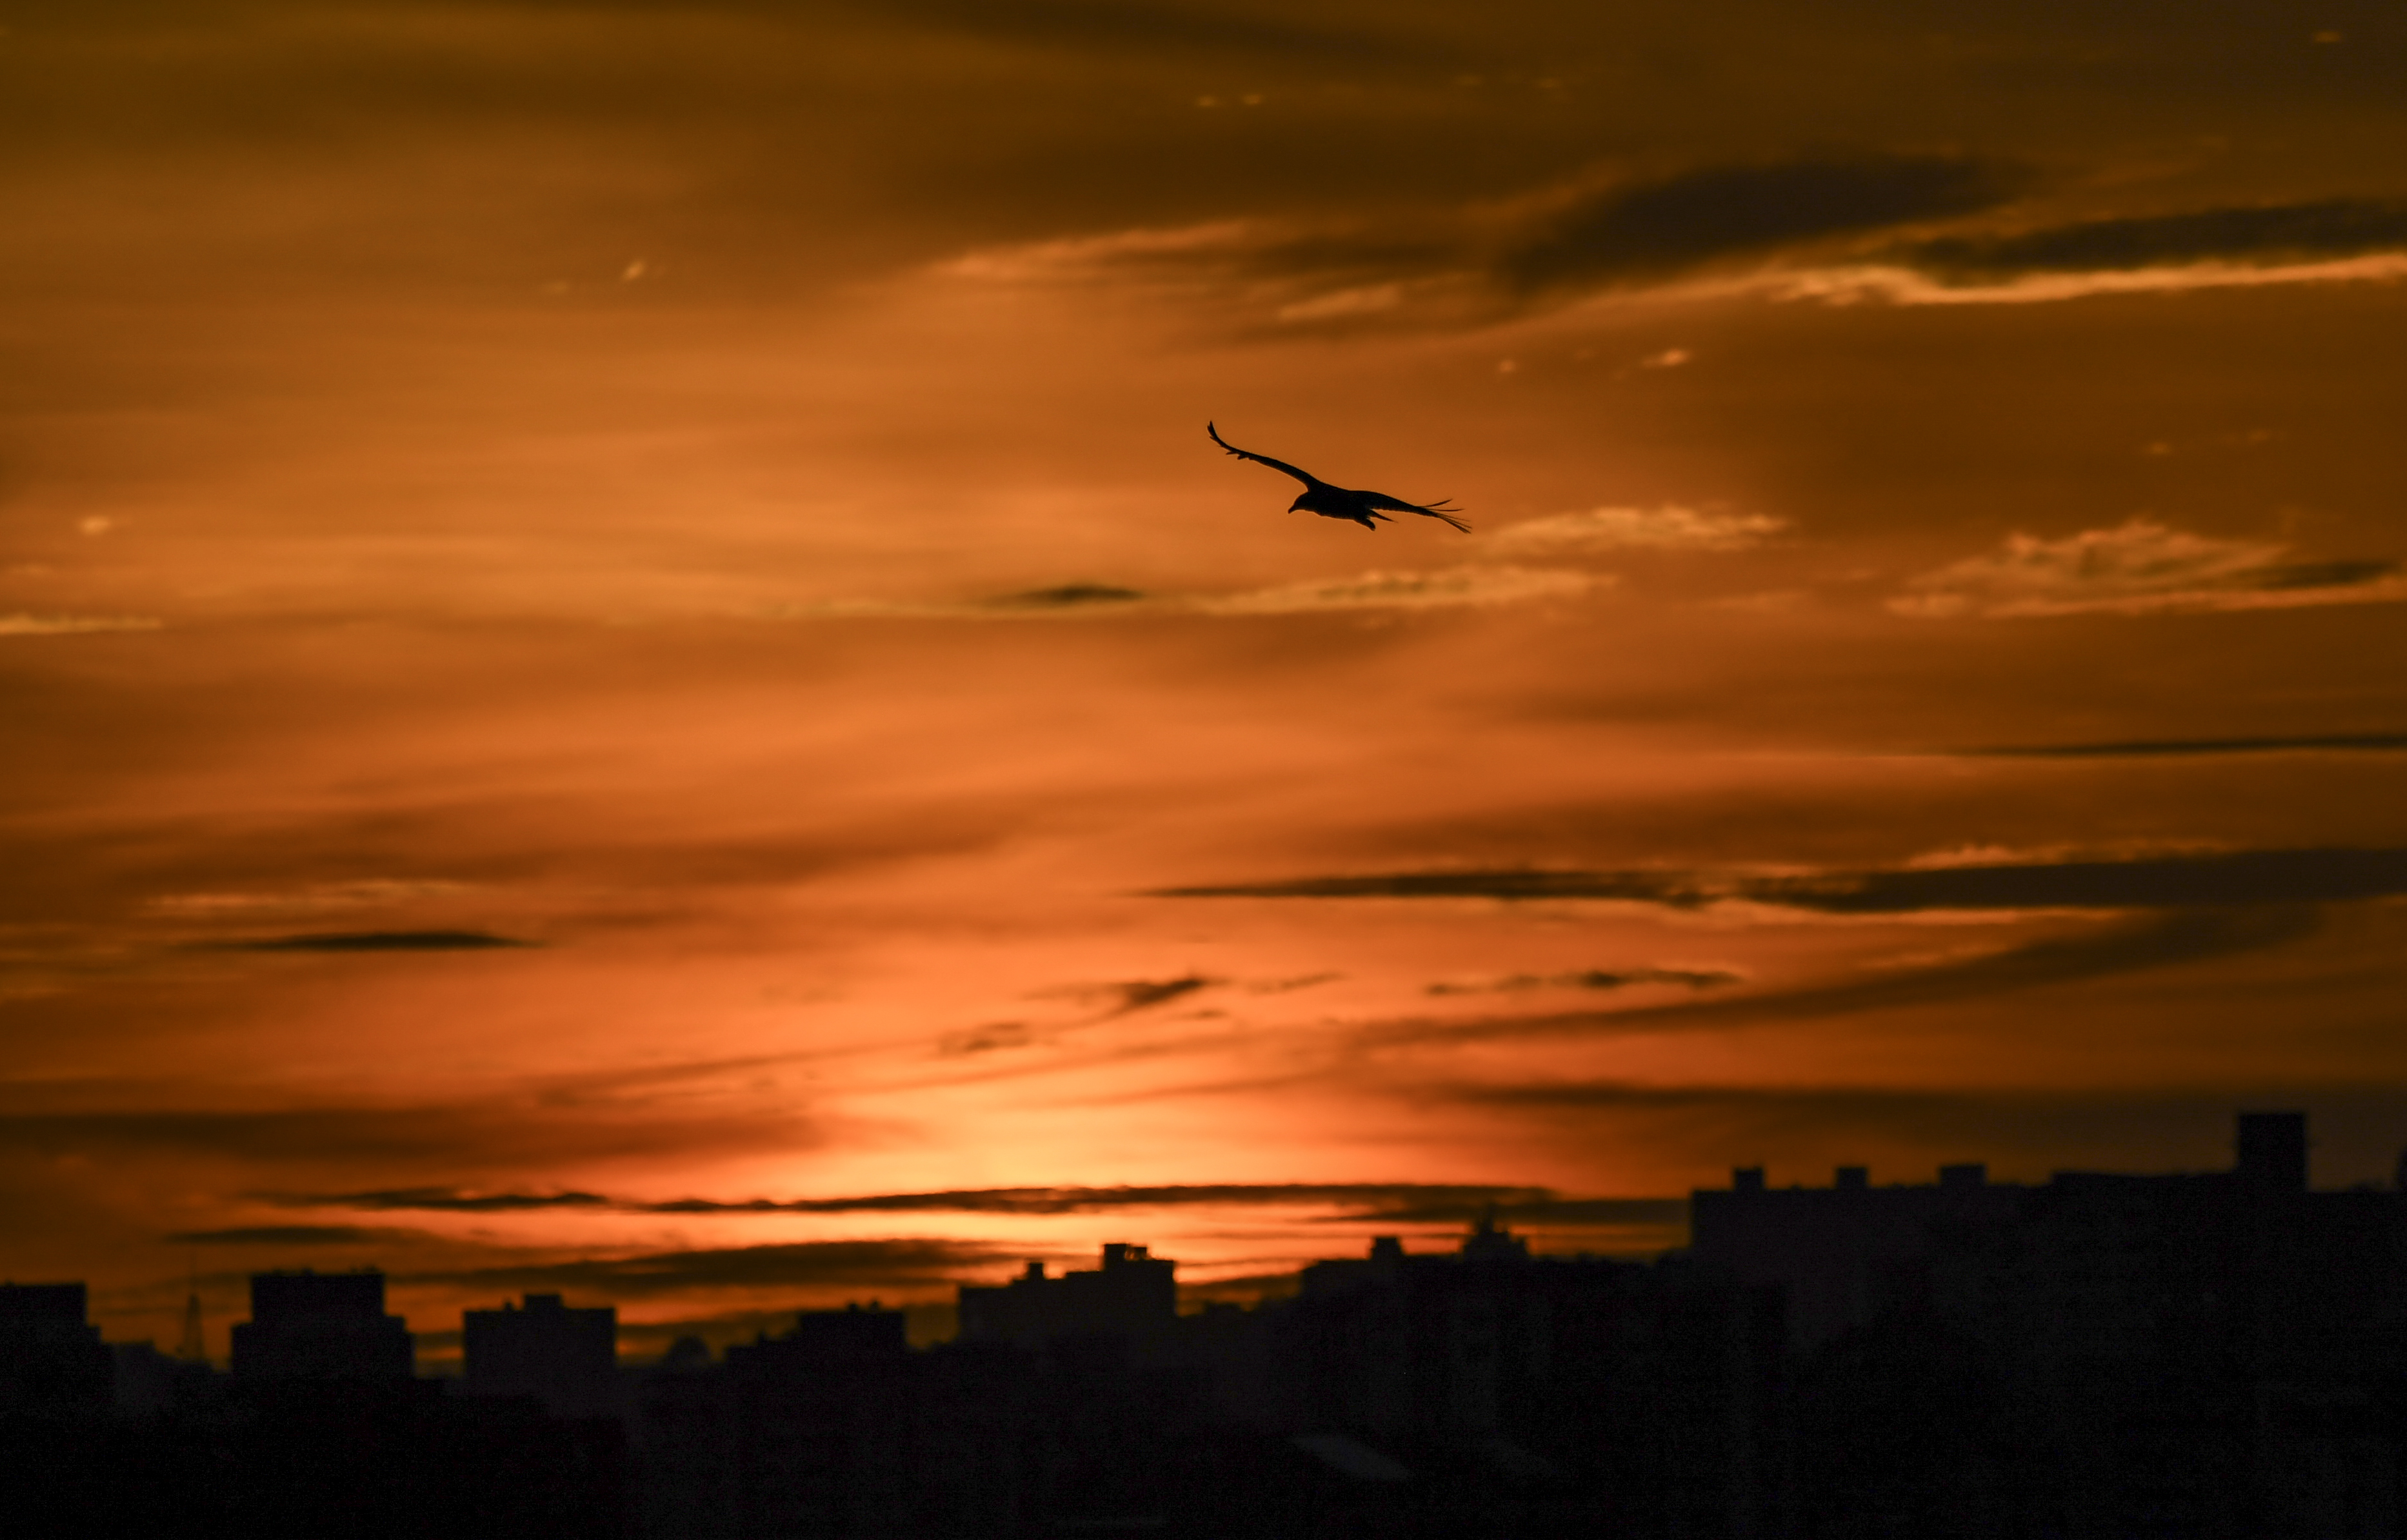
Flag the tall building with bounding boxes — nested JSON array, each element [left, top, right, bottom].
[[463, 1292, 619, 1417], [230, 1268, 415, 1380], [0, 1281, 114, 1416]]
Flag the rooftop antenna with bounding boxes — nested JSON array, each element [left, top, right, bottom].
[[174, 1250, 206, 1364]]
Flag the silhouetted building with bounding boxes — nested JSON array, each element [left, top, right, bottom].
[[637, 1306, 924, 1539], [1715, 1110, 2407, 1539], [464, 1292, 620, 1418], [957, 1243, 1178, 1353], [1692, 1156, 2030, 1352], [1275, 1215, 1784, 1538], [0, 1281, 114, 1417], [230, 1268, 415, 1381]]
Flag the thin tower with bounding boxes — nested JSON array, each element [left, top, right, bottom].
[[174, 1254, 206, 1363]]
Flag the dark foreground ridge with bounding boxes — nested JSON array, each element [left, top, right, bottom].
[[8, 1110, 2404, 1537]]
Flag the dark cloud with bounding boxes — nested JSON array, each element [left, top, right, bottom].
[[1428, 968, 1741, 996], [1335, 1195, 1686, 1227], [0, 1101, 810, 1171], [1375, 908, 2319, 1045], [844, 0, 1459, 68], [265, 1181, 1616, 1221], [937, 1022, 1035, 1057], [1034, 974, 1222, 1017], [1897, 197, 2407, 281], [1156, 869, 1704, 903], [968, 151, 2039, 328], [160, 1225, 410, 1245], [1162, 846, 2407, 914], [994, 584, 1148, 610], [1500, 153, 2028, 292], [1962, 732, 2407, 759], [1760, 849, 2407, 914], [195, 930, 532, 952], [1099, 975, 1217, 1015], [403, 1238, 1008, 1299], [265, 1188, 614, 1214]]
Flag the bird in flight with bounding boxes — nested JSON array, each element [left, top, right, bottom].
[[1208, 423, 1469, 532]]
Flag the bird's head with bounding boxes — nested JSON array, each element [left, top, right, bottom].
[[1287, 495, 1309, 512]]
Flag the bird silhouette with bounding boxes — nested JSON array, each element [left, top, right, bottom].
[[1208, 423, 1469, 532]]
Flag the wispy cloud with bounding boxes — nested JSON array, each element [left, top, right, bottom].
[[267, 1181, 1653, 1222], [1480, 506, 1784, 555], [1033, 974, 1221, 1017], [1427, 968, 1742, 997], [146, 881, 474, 916], [192, 930, 534, 952], [0, 613, 165, 637], [1366, 907, 2321, 1045], [1163, 846, 2407, 915], [264, 1187, 614, 1214], [1892, 518, 2405, 617], [1496, 154, 2027, 294], [1891, 198, 2407, 284], [774, 566, 1598, 621], [404, 1239, 1007, 1299], [945, 156, 2407, 327], [162, 1225, 416, 1245], [1959, 732, 2407, 759]]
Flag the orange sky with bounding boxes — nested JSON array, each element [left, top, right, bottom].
[[6, 0, 2407, 1362]]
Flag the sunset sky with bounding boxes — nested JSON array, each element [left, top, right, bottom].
[[6, 0, 2406, 1363]]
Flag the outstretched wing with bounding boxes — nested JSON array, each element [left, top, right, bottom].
[[1359, 491, 1471, 532], [1207, 422, 1318, 488]]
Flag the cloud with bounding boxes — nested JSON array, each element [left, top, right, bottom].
[[946, 159, 2407, 328], [267, 1181, 1655, 1222], [937, 1022, 1034, 1057], [1, 1095, 814, 1172], [194, 930, 534, 952], [265, 1188, 614, 1214], [1163, 846, 2407, 915], [161, 1225, 412, 1245], [145, 881, 474, 915], [1480, 506, 1784, 555], [1034, 974, 1220, 1017], [404, 1239, 1008, 1299], [1371, 906, 2322, 1045], [0, 614, 165, 637], [1497, 154, 2026, 293], [1350, 1195, 1685, 1228], [943, 153, 2026, 326], [1427, 968, 1743, 997], [775, 566, 1598, 621], [1780, 252, 2407, 306], [1894, 198, 2407, 283], [1187, 566, 1597, 614], [1891, 518, 2406, 617], [1960, 732, 2407, 759]]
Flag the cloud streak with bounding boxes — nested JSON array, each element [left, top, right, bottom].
[[769, 566, 1597, 622], [1367, 907, 2322, 1045], [194, 930, 534, 952], [948, 156, 2407, 328], [1958, 732, 2407, 759], [0, 614, 165, 637], [1160, 846, 2407, 914], [1892, 518, 2406, 617], [1426, 968, 1743, 997], [1480, 506, 1784, 555], [404, 1239, 1008, 1299], [268, 1181, 1651, 1221]]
